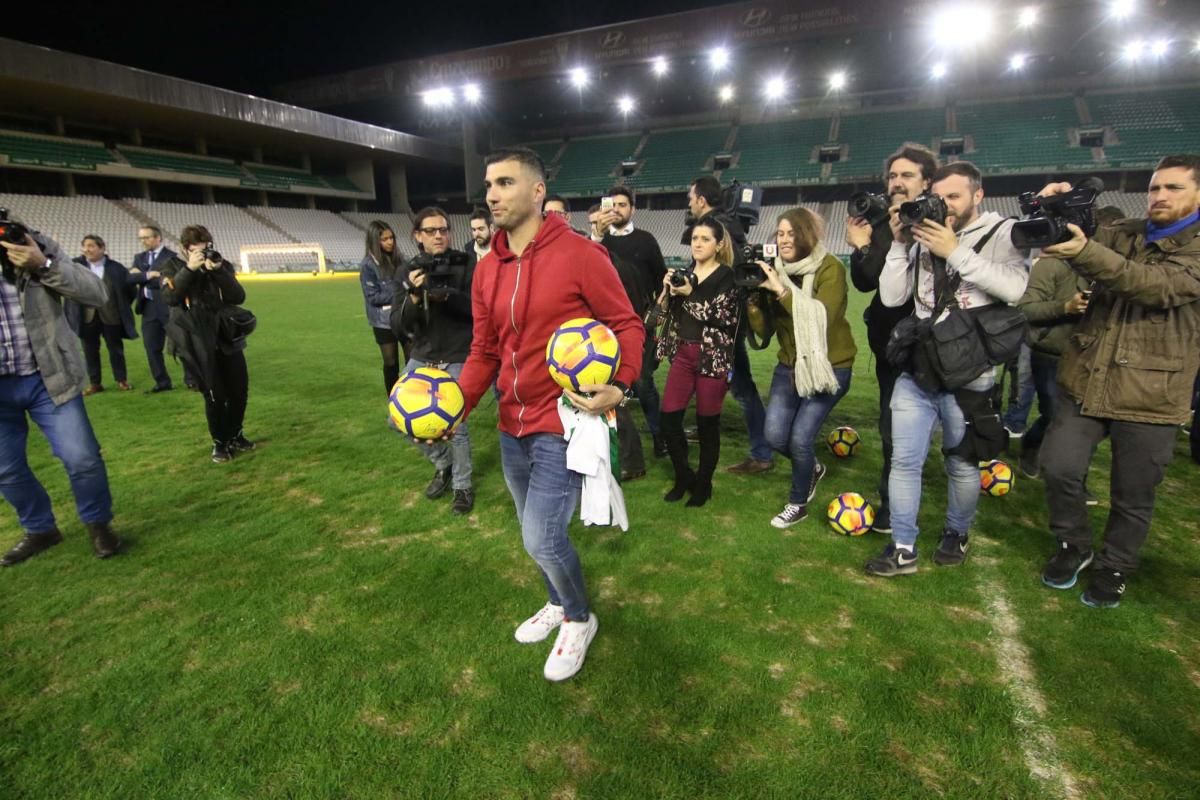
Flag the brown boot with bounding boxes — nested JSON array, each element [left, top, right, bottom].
[[85, 522, 121, 559], [1, 528, 64, 566]]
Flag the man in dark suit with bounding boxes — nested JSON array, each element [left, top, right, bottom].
[[66, 235, 138, 394], [128, 225, 191, 392]]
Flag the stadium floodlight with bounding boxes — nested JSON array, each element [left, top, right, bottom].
[[931, 4, 994, 48], [617, 95, 636, 115], [422, 87, 454, 108], [709, 47, 731, 71], [829, 71, 847, 91], [1150, 38, 1170, 57], [1017, 6, 1038, 28], [1009, 53, 1028, 71], [718, 84, 735, 103], [652, 56, 669, 77], [568, 67, 590, 89], [462, 83, 482, 104], [931, 62, 948, 79], [1108, 0, 1135, 19], [763, 76, 786, 101], [1122, 40, 1146, 61]]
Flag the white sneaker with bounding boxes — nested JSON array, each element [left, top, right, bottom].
[[543, 613, 599, 682], [514, 602, 565, 644]]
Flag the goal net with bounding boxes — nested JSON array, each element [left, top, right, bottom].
[[238, 243, 327, 274]]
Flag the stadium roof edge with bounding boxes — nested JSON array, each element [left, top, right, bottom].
[[0, 37, 461, 166]]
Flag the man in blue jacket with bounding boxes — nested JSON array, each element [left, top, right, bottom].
[[128, 225, 189, 392]]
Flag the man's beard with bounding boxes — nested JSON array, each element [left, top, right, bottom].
[[474, 235, 491, 247], [951, 203, 976, 232]]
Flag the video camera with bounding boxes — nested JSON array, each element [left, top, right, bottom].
[[681, 180, 763, 243], [407, 250, 470, 294], [848, 192, 890, 228], [1010, 177, 1103, 250], [898, 194, 948, 227], [733, 243, 778, 289]]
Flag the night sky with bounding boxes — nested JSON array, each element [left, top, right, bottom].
[[14, 0, 737, 97]]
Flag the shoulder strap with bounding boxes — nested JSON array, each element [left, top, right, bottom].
[[972, 218, 1009, 255]]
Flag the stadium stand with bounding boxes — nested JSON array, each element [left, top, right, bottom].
[[957, 95, 1094, 173], [0, 131, 116, 171], [126, 198, 301, 271], [1091, 87, 1200, 169], [548, 133, 642, 196], [526, 141, 563, 169], [724, 117, 831, 185], [625, 126, 730, 193], [830, 108, 946, 182], [242, 164, 328, 191], [251, 207, 363, 263], [119, 147, 245, 180], [0, 193, 141, 265]]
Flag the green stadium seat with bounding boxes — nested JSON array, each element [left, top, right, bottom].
[[119, 148, 244, 179], [546, 133, 643, 197], [1091, 89, 1200, 169], [829, 108, 945, 181], [242, 165, 327, 190], [957, 96, 1093, 173], [625, 126, 730, 192], [0, 132, 114, 171], [724, 117, 831, 185]]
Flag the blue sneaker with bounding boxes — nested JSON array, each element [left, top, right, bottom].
[[1081, 569, 1126, 609], [1041, 541, 1094, 590]]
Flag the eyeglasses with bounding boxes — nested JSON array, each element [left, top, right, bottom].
[[418, 226, 449, 236]]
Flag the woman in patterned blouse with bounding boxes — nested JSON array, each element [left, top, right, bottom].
[[655, 217, 740, 507]]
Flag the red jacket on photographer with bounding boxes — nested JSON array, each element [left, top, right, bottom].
[[458, 212, 644, 437]]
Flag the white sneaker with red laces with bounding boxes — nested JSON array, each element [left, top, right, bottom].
[[514, 602, 565, 644], [543, 614, 599, 682]]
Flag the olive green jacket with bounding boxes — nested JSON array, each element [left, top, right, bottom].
[[1057, 216, 1200, 424]]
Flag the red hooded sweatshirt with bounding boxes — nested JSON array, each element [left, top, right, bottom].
[[458, 213, 645, 438]]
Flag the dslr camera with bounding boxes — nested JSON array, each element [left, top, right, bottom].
[[898, 194, 948, 227], [667, 265, 698, 291], [1010, 177, 1103, 250], [848, 192, 890, 227], [733, 243, 778, 289], [0, 208, 46, 282], [202, 246, 222, 263], [408, 250, 469, 293]]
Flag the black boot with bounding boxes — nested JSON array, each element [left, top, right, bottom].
[[660, 410, 693, 502], [687, 413, 721, 507]]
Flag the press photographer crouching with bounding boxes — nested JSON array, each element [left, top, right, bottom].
[[392, 207, 476, 515], [869, 161, 1029, 577], [160, 225, 256, 464], [1034, 154, 1200, 608], [0, 213, 121, 564]]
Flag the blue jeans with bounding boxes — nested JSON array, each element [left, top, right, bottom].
[[0, 374, 113, 534], [404, 358, 472, 490], [888, 371, 994, 548], [730, 337, 772, 462], [764, 365, 852, 504], [634, 324, 661, 435], [499, 432, 589, 621], [1023, 351, 1060, 451], [1002, 343, 1036, 433]]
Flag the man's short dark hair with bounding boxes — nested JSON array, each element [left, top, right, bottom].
[[931, 161, 983, 193], [690, 176, 723, 207], [82, 234, 106, 250], [587, 203, 602, 215], [608, 185, 634, 205], [884, 143, 940, 182], [484, 146, 546, 181], [180, 225, 214, 248], [1154, 154, 1200, 182], [412, 206, 450, 233], [138, 225, 162, 238], [468, 207, 492, 225], [545, 194, 569, 210]]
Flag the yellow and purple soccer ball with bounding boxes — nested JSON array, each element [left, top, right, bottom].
[[388, 367, 465, 440], [827, 492, 875, 536], [826, 426, 861, 458], [545, 317, 621, 392], [980, 459, 1015, 497]]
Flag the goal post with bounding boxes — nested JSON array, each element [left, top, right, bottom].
[[238, 242, 327, 274]]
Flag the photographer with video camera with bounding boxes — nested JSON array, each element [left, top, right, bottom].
[[867, 161, 1028, 578], [0, 213, 121, 565], [684, 176, 773, 476], [656, 217, 738, 507], [845, 143, 938, 532], [745, 208, 856, 529], [391, 207, 476, 514], [1033, 154, 1200, 608], [160, 225, 256, 465]]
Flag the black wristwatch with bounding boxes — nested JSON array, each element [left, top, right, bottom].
[[856, 244, 871, 259], [612, 380, 633, 406]]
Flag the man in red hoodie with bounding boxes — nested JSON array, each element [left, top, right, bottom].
[[457, 147, 644, 681]]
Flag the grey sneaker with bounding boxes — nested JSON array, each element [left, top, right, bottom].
[[933, 529, 969, 566]]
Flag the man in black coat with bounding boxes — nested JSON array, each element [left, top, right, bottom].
[[66, 235, 137, 394], [128, 225, 186, 392]]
